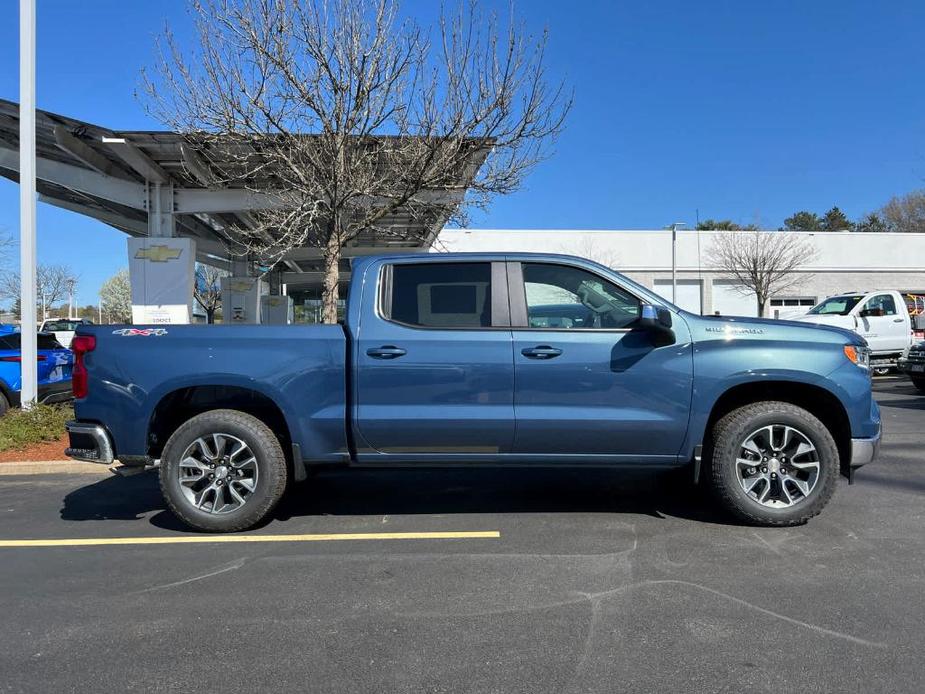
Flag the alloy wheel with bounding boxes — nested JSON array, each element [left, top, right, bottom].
[[735, 424, 820, 508], [177, 433, 258, 514]]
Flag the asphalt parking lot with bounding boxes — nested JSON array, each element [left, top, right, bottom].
[[0, 377, 922, 693]]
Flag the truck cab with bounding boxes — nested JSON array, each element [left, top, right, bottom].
[[794, 290, 912, 366]]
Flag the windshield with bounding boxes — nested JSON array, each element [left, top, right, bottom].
[[808, 295, 865, 316]]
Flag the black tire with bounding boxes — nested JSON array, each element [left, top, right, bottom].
[[709, 401, 839, 527], [159, 409, 287, 532], [911, 377, 925, 393], [0, 392, 8, 417]]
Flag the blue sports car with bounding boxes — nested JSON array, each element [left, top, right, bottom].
[[0, 328, 73, 415]]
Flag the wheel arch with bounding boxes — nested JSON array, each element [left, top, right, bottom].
[[148, 385, 295, 465], [700, 380, 852, 472]]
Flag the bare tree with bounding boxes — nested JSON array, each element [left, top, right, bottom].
[[194, 263, 226, 323], [100, 269, 133, 324], [0, 231, 12, 266], [708, 231, 818, 317], [561, 237, 620, 269], [880, 190, 925, 233], [0, 263, 77, 321], [142, 0, 570, 322]]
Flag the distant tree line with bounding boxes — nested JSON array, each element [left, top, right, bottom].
[[696, 189, 925, 233]]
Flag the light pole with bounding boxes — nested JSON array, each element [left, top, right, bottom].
[[19, 0, 37, 408], [669, 222, 687, 304], [67, 278, 75, 319]]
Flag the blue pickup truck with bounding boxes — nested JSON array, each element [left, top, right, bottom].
[[66, 253, 880, 532]]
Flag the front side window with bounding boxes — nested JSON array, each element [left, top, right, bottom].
[[522, 263, 640, 329], [864, 294, 897, 316], [386, 262, 492, 328]]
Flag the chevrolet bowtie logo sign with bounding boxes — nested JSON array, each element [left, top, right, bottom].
[[135, 245, 182, 262]]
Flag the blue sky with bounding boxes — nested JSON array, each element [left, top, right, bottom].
[[1, 0, 924, 305]]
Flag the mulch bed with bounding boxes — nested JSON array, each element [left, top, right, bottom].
[[0, 435, 69, 464]]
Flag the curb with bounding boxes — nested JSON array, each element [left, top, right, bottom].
[[0, 461, 114, 476]]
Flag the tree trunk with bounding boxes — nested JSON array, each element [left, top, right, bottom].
[[321, 236, 341, 324], [206, 308, 215, 324], [756, 294, 766, 317]]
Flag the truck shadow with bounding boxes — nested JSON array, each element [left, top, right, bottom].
[[60, 466, 734, 531]]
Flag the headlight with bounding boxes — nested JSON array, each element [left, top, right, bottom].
[[844, 344, 870, 369]]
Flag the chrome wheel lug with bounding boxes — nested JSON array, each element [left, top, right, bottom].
[[761, 466, 768, 473]]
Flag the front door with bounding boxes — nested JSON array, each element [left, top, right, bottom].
[[509, 261, 693, 462], [354, 260, 515, 458], [857, 293, 905, 353]]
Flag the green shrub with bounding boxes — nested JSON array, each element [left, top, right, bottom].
[[0, 404, 73, 453]]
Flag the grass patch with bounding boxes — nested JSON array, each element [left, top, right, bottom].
[[0, 404, 73, 453]]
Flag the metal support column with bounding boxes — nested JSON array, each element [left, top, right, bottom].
[[19, 0, 37, 408], [147, 182, 176, 237]]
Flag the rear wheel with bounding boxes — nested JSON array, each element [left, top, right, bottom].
[[159, 409, 287, 532], [0, 392, 8, 417], [911, 376, 925, 393], [710, 401, 839, 526]]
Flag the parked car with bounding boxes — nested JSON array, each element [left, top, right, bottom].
[[65, 253, 880, 532], [0, 331, 74, 415], [793, 290, 912, 374], [897, 341, 925, 392], [39, 318, 93, 350]]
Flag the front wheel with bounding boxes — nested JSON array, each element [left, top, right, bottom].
[[159, 409, 288, 532], [709, 401, 839, 526]]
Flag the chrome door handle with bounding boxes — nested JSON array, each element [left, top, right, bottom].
[[521, 345, 563, 360], [366, 345, 407, 359], [893, 318, 904, 323]]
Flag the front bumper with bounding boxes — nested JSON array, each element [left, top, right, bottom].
[[896, 358, 925, 375], [64, 420, 114, 464], [849, 423, 881, 468]]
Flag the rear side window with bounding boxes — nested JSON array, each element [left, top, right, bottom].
[[386, 263, 492, 328], [0, 335, 16, 350]]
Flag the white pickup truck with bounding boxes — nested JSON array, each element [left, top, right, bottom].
[[793, 290, 912, 372], [39, 318, 93, 350]]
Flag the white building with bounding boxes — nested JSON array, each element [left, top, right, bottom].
[[437, 229, 925, 317]]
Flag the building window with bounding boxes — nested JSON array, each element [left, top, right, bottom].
[[770, 297, 816, 308]]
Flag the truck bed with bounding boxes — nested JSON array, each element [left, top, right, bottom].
[[75, 324, 348, 464]]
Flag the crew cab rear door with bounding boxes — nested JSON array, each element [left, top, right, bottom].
[[353, 259, 515, 458], [507, 260, 693, 462]]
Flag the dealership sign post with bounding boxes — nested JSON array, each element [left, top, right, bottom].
[[127, 238, 196, 324]]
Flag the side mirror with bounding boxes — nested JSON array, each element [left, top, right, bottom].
[[859, 307, 884, 318], [638, 304, 673, 331]]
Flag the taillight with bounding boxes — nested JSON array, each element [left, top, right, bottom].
[[71, 335, 96, 399]]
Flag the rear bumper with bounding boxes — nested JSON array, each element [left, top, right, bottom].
[[64, 421, 114, 464], [849, 423, 881, 468]]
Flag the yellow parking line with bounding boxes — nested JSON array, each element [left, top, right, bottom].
[[0, 530, 500, 548]]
